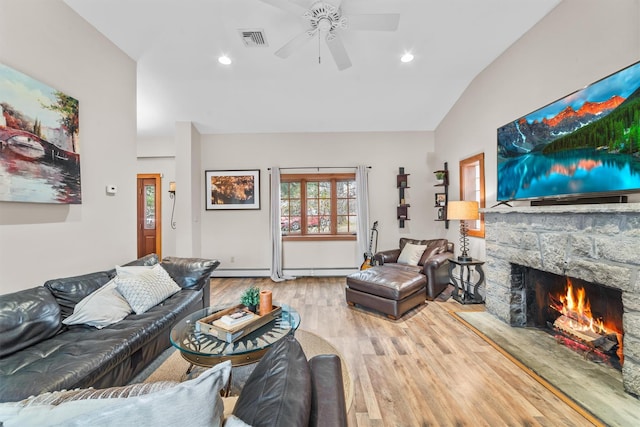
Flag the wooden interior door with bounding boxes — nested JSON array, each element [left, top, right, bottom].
[[137, 174, 162, 259]]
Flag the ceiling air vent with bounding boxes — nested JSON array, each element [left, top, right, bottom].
[[239, 29, 268, 47]]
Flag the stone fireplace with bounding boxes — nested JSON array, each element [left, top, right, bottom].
[[483, 203, 640, 397]]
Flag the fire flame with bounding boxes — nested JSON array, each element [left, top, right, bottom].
[[550, 278, 624, 364], [559, 280, 608, 334]]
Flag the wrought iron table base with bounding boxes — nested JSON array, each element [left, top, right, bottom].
[[448, 258, 485, 304]]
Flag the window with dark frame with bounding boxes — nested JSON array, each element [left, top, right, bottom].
[[280, 173, 357, 241], [459, 153, 485, 238]]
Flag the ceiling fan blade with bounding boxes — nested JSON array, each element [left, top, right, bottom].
[[325, 33, 352, 71], [258, 0, 308, 16], [346, 14, 400, 31], [275, 31, 315, 59], [288, 0, 314, 8]]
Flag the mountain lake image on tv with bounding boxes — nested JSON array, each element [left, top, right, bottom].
[[497, 60, 640, 202]]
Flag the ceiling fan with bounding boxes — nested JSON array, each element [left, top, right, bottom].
[[259, 0, 400, 70]]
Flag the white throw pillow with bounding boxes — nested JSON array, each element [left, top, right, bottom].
[[62, 280, 132, 329], [224, 415, 253, 427], [397, 243, 428, 266], [115, 264, 181, 314], [114, 264, 155, 277], [3, 381, 177, 407], [0, 361, 231, 427]]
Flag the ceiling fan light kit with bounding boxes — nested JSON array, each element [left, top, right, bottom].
[[260, 0, 399, 71], [401, 52, 414, 63], [218, 55, 232, 65]]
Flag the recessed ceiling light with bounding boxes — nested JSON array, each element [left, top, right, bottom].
[[400, 52, 414, 63], [218, 55, 232, 65]]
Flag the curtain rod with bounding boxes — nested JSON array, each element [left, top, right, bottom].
[[267, 166, 371, 171]]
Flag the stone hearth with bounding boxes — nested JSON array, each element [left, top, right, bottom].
[[483, 203, 640, 397]]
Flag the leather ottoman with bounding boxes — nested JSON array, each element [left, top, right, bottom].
[[345, 266, 427, 319]]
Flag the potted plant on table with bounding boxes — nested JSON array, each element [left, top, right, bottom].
[[240, 286, 261, 313]]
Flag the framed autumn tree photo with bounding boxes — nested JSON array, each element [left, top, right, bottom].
[[205, 170, 260, 210]]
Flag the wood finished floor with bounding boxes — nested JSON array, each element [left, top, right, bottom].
[[210, 277, 594, 427]]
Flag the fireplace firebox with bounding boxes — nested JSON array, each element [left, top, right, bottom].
[[512, 264, 624, 369]]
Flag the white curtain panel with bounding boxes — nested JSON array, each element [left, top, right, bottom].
[[356, 165, 371, 263], [270, 167, 295, 282]]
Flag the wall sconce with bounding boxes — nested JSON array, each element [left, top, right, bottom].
[[168, 182, 176, 229], [447, 201, 479, 261]]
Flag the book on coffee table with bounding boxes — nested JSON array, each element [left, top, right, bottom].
[[197, 304, 282, 343], [219, 309, 255, 326]]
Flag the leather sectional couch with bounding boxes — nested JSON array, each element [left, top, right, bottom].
[[0, 334, 348, 427], [0, 254, 219, 403]]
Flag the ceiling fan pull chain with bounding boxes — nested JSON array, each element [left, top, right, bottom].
[[318, 32, 321, 64]]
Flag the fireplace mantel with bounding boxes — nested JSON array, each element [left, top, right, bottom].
[[482, 201, 640, 215], [483, 203, 640, 397]]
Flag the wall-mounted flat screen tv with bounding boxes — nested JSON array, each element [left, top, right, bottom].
[[497, 60, 640, 202]]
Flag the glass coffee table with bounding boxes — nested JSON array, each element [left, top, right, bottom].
[[170, 304, 300, 371]]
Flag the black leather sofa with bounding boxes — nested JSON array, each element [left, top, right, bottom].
[[0, 254, 219, 403], [232, 334, 348, 427]]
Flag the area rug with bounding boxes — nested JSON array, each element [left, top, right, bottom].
[[141, 329, 354, 410], [452, 310, 640, 427]]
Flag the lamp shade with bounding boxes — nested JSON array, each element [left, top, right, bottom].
[[447, 201, 479, 220], [169, 181, 176, 193]]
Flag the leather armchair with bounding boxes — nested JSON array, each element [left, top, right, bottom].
[[373, 238, 453, 300]]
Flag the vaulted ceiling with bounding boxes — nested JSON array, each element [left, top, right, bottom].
[[65, 0, 560, 138]]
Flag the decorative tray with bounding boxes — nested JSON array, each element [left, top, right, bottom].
[[197, 304, 282, 343]]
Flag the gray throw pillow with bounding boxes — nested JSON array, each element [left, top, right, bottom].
[[62, 279, 132, 329], [44, 271, 111, 319]]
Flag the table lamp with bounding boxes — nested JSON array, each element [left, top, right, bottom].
[[447, 201, 479, 261]]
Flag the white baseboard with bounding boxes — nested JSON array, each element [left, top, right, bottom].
[[211, 267, 358, 278], [211, 269, 270, 278]]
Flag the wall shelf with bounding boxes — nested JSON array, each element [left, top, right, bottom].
[[434, 162, 449, 229], [397, 167, 409, 228]]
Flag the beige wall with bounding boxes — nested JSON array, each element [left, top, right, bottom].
[[174, 122, 203, 258], [435, 0, 640, 261], [141, 131, 439, 275], [201, 132, 437, 275], [0, 0, 137, 293]]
